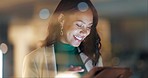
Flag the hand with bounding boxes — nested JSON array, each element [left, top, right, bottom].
[[68, 65, 84, 73]]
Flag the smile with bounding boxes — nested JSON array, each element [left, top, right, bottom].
[[74, 35, 84, 41]]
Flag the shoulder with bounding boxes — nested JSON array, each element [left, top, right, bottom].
[[23, 47, 44, 65], [22, 46, 52, 77], [25, 47, 45, 59], [24, 45, 53, 62]]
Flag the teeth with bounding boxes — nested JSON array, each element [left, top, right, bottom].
[[75, 36, 83, 40]]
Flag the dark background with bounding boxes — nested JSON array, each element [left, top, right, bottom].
[[0, 0, 147, 78]]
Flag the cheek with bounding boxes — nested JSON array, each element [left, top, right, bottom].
[[65, 28, 76, 38], [68, 30, 77, 38], [86, 30, 91, 37], [67, 26, 78, 35]]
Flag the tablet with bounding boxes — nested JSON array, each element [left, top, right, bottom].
[[94, 67, 132, 78]]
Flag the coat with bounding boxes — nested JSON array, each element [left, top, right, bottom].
[[22, 45, 103, 78]]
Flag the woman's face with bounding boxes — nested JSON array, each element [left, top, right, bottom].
[[60, 9, 93, 47]]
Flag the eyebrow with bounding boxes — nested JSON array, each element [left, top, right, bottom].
[[77, 20, 93, 25]]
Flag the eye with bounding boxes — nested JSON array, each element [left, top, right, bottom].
[[76, 24, 83, 28], [87, 26, 91, 29], [87, 25, 92, 30]]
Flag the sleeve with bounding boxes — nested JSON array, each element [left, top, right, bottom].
[[22, 54, 39, 78]]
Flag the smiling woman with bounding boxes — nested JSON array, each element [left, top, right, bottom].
[[22, 0, 103, 78], [59, 9, 93, 47]]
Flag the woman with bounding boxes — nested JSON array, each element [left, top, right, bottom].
[[22, 0, 103, 77]]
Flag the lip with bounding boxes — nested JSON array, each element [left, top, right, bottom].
[[73, 35, 84, 42]]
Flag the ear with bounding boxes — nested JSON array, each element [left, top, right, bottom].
[[58, 13, 65, 26]]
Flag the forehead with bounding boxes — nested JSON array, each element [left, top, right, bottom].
[[65, 9, 93, 23]]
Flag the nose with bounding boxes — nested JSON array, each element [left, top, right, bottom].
[[80, 28, 89, 35]]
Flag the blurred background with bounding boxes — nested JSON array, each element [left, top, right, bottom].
[[0, 0, 147, 78]]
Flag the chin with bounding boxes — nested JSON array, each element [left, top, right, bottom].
[[72, 44, 79, 47], [71, 42, 81, 47]]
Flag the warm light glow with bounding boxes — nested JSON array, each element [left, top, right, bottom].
[[55, 72, 80, 78], [0, 49, 3, 78]]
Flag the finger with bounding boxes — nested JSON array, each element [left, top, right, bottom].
[[70, 65, 74, 68], [70, 66, 82, 70], [74, 66, 82, 70], [72, 67, 84, 72], [72, 69, 85, 73], [77, 66, 82, 69], [69, 67, 84, 72], [68, 69, 84, 73]]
